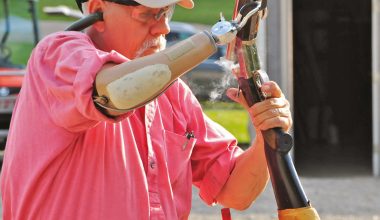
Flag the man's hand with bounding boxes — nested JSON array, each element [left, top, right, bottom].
[[226, 81, 292, 133], [216, 81, 292, 210]]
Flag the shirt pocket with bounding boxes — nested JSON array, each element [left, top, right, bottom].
[[163, 130, 197, 183]]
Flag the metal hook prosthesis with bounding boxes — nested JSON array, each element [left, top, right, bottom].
[[210, 1, 264, 45], [210, 13, 238, 45], [234, 1, 262, 31]]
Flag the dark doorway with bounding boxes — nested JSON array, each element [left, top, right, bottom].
[[293, 0, 372, 176]]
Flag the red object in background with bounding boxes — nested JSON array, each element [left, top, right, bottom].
[[221, 208, 232, 220], [0, 68, 25, 87], [0, 68, 25, 119]]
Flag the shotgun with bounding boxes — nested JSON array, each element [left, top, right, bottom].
[[211, 0, 320, 219]]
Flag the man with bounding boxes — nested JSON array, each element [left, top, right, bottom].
[[0, 0, 292, 219]]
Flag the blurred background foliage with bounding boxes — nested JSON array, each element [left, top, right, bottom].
[[6, 0, 234, 24]]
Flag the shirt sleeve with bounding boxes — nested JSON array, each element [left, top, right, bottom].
[[172, 80, 244, 205], [28, 32, 131, 132]]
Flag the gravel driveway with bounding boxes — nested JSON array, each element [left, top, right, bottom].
[[190, 176, 380, 220]]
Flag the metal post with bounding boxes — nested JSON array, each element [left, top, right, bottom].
[[1, 0, 11, 47], [373, 0, 380, 177], [28, 0, 40, 45], [266, 0, 294, 155], [266, 0, 293, 103]]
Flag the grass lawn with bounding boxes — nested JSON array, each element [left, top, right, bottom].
[[172, 0, 235, 24], [201, 101, 251, 145], [204, 108, 250, 145], [7, 0, 78, 21], [6, 0, 234, 24], [7, 42, 35, 66]]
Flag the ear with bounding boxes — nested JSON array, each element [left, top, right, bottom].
[[87, 0, 106, 32]]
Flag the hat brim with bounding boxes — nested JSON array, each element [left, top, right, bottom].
[[134, 0, 194, 9]]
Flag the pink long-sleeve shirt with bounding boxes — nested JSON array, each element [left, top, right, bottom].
[[0, 32, 243, 220]]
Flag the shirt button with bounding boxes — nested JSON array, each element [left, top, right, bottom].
[[150, 162, 156, 169]]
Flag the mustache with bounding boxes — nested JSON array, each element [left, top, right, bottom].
[[134, 36, 167, 58]]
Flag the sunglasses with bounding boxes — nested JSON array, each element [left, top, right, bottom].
[[103, 0, 175, 24], [77, 0, 140, 11], [79, 0, 174, 24], [130, 5, 175, 24], [103, 0, 141, 6]]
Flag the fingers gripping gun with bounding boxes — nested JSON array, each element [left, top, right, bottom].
[[210, 1, 320, 219]]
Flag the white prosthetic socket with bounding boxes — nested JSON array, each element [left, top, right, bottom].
[[94, 31, 217, 114]]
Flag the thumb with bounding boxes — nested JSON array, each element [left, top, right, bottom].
[[226, 88, 249, 109]]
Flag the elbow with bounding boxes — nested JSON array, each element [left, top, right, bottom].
[[216, 178, 270, 211], [217, 194, 255, 211], [229, 200, 254, 211]]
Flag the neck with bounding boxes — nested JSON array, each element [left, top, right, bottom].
[[87, 27, 108, 52]]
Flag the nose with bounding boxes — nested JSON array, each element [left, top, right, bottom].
[[150, 18, 170, 36]]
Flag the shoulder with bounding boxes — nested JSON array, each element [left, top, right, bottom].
[[34, 31, 95, 55], [33, 31, 97, 58], [30, 31, 119, 69], [41, 31, 92, 45]]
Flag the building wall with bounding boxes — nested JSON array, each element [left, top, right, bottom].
[[373, 0, 380, 177]]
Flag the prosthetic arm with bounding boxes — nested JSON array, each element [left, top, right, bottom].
[[65, 11, 235, 114], [94, 31, 217, 113]]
